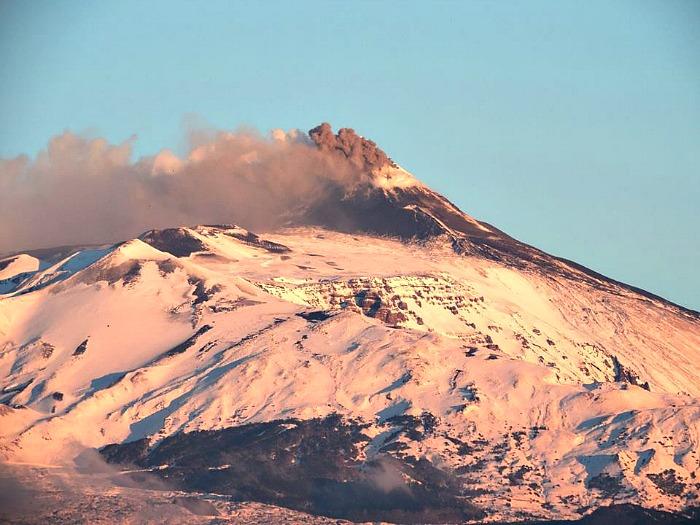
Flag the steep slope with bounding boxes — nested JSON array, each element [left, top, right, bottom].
[[1, 125, 699, 523], [304, 124, 697, 319], [0, 254, 40, 294], [1, 223, 699, 523]]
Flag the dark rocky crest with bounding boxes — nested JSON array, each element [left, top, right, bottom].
[[140, 228, 207, 257]]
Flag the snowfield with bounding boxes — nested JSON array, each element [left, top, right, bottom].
[[1, 223, 699, 523]]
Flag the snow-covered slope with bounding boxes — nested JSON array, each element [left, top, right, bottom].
[[1, 222, 699, 522], [0, 254, 40, 281], [0, 254, 40, 294], [1, 125, 699, 523]]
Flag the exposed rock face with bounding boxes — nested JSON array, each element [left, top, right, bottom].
[[225, 230, 291, 254], [101, 415, 485, 524], [309, 123, 396, 172], [72, 339, 88, 356], [140, 228, 207, 257]]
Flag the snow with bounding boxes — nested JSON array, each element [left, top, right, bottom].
[[0, 254, 40, 281], [371, 165, 424, 190], [1, 224, 699, 520], [1, 245, 117, 297]]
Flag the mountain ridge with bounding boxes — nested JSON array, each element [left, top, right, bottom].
[[1, 124, 699, 523]]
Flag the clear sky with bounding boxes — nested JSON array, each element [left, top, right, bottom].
[[1, 1, 698, 309]]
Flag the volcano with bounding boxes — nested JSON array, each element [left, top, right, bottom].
[[1, 124, 699, 524]]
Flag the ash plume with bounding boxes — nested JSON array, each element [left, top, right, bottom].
[[309, 122, 396, 172], [0, 123, 391, 254]]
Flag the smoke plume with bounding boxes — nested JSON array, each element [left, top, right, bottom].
[[0, 123, 390, 254]]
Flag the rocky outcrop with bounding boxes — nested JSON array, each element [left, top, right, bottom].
[[72, 339, 88, 356], [140, 228, 207, 257], [101, 415, 485, 524]]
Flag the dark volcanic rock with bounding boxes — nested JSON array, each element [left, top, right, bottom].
[[160, 325, 213, 359], [297, 311, 333, 322], [226, 230, 291, 253], [101, 415, 484, 524], [586, 473, 624, 497], [72, 339, 89, 356], [187, 276, 221, 306], [647, 469, 687, 496], [302, 184, 467, 241], [140, 228, 207, 257], [612, 355, 651, 391]]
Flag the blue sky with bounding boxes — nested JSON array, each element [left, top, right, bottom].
[[1, 1, 698, 308]]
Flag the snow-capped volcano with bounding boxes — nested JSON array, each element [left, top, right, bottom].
[[300, 122, 497, 241], [1, 125, 699, 524]]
